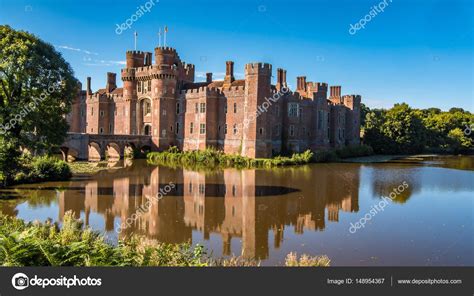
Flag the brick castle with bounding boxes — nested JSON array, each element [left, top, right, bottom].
[[67, 46, 361, 158]]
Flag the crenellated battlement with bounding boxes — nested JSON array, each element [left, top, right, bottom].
[[180, 86, 222, 96], [245, 62, 272, 75], [154, 46, 176, 53]]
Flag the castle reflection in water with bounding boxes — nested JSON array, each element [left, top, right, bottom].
[[57, 162, 360, 259]]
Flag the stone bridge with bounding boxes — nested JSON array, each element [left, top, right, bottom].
[[60, 133, 152, 162]]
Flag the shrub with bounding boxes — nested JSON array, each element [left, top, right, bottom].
[[147, 148, 314, 169], [13, 155, 71, 184]]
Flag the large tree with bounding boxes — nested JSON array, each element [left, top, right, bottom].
[[0, 25, 77, 183]]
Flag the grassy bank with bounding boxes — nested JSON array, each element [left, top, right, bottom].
[[147, 145, 373, 170], [0, 212, 330, 267], [147, 147, 314, 169]]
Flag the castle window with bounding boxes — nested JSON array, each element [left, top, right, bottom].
[[232, 185, 236, 197], [224, 124, 227, 135], [224, 103, 227, 114], [233, 102, 237, 113], [259, 128, 264, 135], [138, 81, 142, 92], [99, 127, 104, 134], [190, 122, 194, 134], [199, 184, 205, 195], [109, 123, 113, 133], [189, 183, 193, 193], [200, 124, 206, 134], [195, 103, 198, 113], [288, 103, 299, 117], [318, 110, 323, 130], [148, 80, 151, 92], [233, 124, 237, 135], [289, 125, 295, 137], [176, 122, 180, 134], [176, 102, 180, 114], [100, 111, 104, 117], [162, 109, 167, 116], [162, 129, 167, 137], [91, 107, 94, 116], [200, 103, 206, 113], [144, 100, 151, 115]]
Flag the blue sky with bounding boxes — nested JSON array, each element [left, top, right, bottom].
[[1, 0, 473, 111]]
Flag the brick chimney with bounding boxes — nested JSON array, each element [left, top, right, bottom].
[[276, 68, 287, 90], [224, 61, 235, 87], [296, 76, 307, 92], [206, 72, 213, 83], [86, 77, 92, 95], [106, 72, 116, 93]]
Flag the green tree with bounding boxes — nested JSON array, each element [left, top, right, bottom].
[[381, 103, 426, 154], [0, 25, 77, 184]]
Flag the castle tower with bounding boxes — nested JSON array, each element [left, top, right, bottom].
[[121, 50, 145, 135], [242, 63, 272, 158], [151, 47, 179, 150], [343, 94, 361, 145]]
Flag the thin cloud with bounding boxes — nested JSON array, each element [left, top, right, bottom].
[[55, 45, 99, 55], [83, 59, 126, 67]]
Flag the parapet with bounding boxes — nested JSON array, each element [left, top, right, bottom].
[[245, 63, 272, 75], [154, 46, 177, 54]]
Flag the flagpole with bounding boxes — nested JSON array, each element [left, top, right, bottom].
[[134, 31, 138, 50], [158, 28, 162, 47], [164, 26, 168, 47]]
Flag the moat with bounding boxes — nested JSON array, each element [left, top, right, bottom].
[[1, 156, 473, 266]]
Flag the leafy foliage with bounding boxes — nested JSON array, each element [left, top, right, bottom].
[[0, 25, 77, 185], [147, 147, 314, 169], [13, 155, 71, 184], [363, 103, 473, 154], [0, 212, 330, 267]]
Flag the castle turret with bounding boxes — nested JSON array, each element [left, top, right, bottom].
[[126, 50, 145, 68]]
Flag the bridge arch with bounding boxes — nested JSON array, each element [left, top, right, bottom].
[[60, 146, 79, 162], [88, 142, 102, 162], [106, 142, 122, 160]]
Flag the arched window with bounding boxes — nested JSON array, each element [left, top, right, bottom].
[[143, 100, 151, 115], [144, 125, 151, 136]]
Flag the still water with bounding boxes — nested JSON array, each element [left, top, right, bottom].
[[1, 156, 473, 266]]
